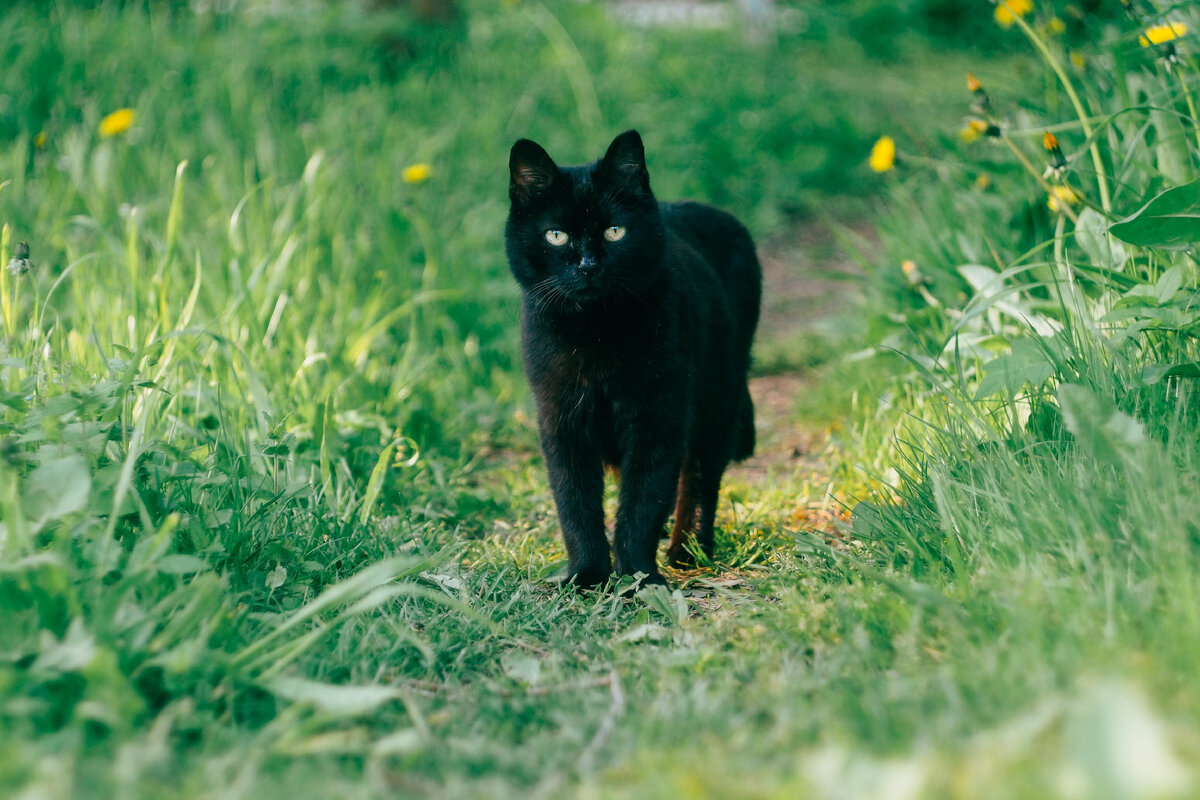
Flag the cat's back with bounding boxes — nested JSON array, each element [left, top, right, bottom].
[[660, 201, 761, 332]]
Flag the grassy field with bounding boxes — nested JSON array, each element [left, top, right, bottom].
[[3, 0, 1200, 797]]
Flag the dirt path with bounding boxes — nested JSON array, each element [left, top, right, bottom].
[[733, 218, 870, 483]]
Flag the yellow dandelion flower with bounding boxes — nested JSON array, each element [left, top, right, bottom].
[[1047, 185, 1080, 213], [868, 136, 895, 173], [994, 0, 1033, 29], [961, 119, 991, 142], [1070, 51, 1086, 68], [1046, 16, 1066, 35], [1140, 21, 1188, 47], [966, 73, 983, 93], [33, 131, 46, 149], [975, 174, 992, 190], [1043, 132, 1059, 151], [402, 163, 432, 184], [901, 260, 918, 278], [98, 108, 135, 138]]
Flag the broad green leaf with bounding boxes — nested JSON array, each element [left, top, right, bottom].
[[1075, 208, 1127, 271], [1151, 107, 1193, 185], [24, 451, 91, 533], [1141, 362, 1200, 385], [265, 564, 287, 589], [1108, 178, 1200, 251], [266, 676, 400, 716], [1154, 265, 1184, 305], [500, 651, 543, 685], [156, 554, 211, 575], [1057, 384, 1145, 465], [31, 619, 97, 673], [958, 264, 1002, 293], [371, 729, 424, 756], [975, 342, 1056, 399]]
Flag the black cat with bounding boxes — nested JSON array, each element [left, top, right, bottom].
[[505, 130, 761, 588]]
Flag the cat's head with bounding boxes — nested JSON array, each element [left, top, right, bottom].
[[505, 130, 666, 310]]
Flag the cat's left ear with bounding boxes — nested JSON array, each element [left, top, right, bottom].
[[600, 130, 651, 194], [510, 138, 558, 206]]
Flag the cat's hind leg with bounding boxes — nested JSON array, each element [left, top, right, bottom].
[[666, 456, 725, 567], [666, 458, 700, 567]]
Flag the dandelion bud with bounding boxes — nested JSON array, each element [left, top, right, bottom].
[[6, 241, 33, 276], [967, 76, 993, 115], [1042, 131, 1067, 176]]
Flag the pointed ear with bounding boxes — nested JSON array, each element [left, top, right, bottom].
[[599, 130, 650, 194], [509, 139, 558, 205]]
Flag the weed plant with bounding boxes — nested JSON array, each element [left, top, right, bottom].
[[849, 0, 1200, 794]]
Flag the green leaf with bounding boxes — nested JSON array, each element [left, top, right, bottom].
[[265, 676, 400, 716], [24, 451, 91, 533], [500, 651, 543, 685], [975, 340, 1056, 399], [1108, 178, 1200, 251], [156, 554, 211, 575], [31, 619, 98, 673], [265, 564, 287, 589], [358, 443, 395, 525], [1075, 208, 1127, 271], [1154, 265, 1184, 305], [1057, 384, 1145, 465], [1141, 362, 1200, 385]]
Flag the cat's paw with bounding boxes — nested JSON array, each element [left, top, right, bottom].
[[613, 570, 669, 597], [566, 563, 612, 591], [666, 543, 696, 568]]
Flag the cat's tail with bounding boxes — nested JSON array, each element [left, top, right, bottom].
[[732, 384, 755, 461]]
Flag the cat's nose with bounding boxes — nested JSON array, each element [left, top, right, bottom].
[[578, 256, 599, 277]]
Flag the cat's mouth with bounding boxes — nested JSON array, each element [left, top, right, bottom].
[[565, 286, 606, 303], [562, 276, 610, 302]]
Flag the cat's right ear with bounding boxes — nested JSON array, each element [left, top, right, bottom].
[[509, 139, 558, 205]]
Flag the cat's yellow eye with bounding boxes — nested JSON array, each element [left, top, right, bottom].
[[603, 226, 627, 242], [545, 230, 569, 246]]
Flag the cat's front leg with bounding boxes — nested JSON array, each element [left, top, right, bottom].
[[612, 443, 683, 585], [540, 423, 611, 589]]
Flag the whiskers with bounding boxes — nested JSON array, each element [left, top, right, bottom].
[[528, 275, 575, 314], [526, 272, 661, 315]]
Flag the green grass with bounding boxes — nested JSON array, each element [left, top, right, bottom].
[[3, 0, 1200, 798]]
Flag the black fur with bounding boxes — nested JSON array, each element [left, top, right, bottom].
[[505, 130, 761, 588]]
